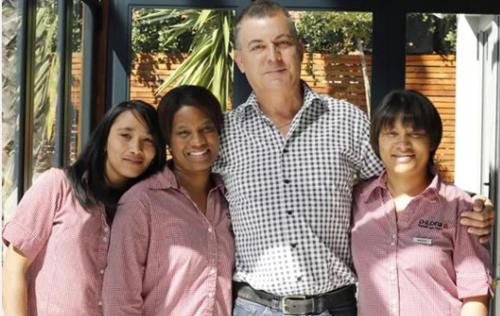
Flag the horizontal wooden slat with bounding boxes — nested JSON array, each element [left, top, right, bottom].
[[71, 52, 458, 181]]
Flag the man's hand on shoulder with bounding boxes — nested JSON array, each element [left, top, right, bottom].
[[460, 195, 495, 244]]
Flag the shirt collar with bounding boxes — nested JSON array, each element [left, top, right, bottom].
[[147, 163, 226, 194], [361, 170, 441, 203], [235, 81, 323, 120]]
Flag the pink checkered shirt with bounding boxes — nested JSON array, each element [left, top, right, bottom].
[[102, 166, 235, 316], [2, 168, 109, 316], [351, 172, 492, 316]]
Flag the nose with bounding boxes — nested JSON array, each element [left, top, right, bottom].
[[267, 44, 282, 62], [396, 134, 411, 147], [191, 132, 207, 147], [129, 138, 144, 155]]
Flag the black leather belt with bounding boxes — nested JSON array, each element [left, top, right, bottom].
[[234, 282, 356, 315]]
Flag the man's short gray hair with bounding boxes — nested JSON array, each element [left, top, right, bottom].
[[234, 0, 299, 49]]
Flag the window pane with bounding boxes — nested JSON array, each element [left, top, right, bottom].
[[31, 0, 58, 180], [69, 0, 83, 163], [405, 13, 457, 183], [129, 8, 235, 110], [296, 11, 373, 114], [2, 0, 21, 221]]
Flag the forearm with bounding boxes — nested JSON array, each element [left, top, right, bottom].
[[3, 276, 29, 316], [3, 245, 31, 316], [461, 295, 489, 316]]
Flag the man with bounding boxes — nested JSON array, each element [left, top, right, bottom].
[[215, 1, 494, 315]]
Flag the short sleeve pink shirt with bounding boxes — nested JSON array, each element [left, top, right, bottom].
[[102, 166, 235, 316], [351, 173, 492, 316], [2, 168, 110, 316]]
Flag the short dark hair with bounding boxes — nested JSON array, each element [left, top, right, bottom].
[[234, 0, 298, 49], [66, 100, 166, 222], [157, 85, 224, 146], [370, 89, 443, 169]]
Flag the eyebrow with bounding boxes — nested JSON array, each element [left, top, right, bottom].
[[174, 120, 215, 129], [246, 34, 294, 48], [115, 127, 135, 132], [247, 39, 264, 48], [274, 34, 293, 41]]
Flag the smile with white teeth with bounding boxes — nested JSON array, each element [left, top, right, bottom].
[[393, 154, 414, 162], [188, 149, 209, 156]]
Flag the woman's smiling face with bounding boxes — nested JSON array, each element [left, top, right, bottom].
[[169, 105, 220, 175]]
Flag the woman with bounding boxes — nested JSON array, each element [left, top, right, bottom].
[[2, 100, 165, 316], [351, 90, 491, 315], [102, 85, 234, 315]]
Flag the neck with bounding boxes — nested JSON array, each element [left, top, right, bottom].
[[386, 171, 430, 197], [256, 87, 303, 135], [174, 169, 211, 195]]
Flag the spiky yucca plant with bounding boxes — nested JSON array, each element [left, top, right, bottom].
[[136, 9, 234, 110]]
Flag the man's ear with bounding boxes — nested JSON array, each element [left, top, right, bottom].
[[234, 49, 245, 74]]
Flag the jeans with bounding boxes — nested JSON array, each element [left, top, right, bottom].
[[233, 297, 357, 316]]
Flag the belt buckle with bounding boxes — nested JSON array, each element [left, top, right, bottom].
[[280, 295, 315, 315]]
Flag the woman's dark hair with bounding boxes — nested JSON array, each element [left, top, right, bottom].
[[66, 100, 166, 222], [370, 89, 443, 171], [157, 85, 224, 145]]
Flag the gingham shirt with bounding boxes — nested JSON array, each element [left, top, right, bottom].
[[103, 166, 234, 316], [215, 83, 383, 296], [2, 168, 109, 316], [352, 172, 492, 316]]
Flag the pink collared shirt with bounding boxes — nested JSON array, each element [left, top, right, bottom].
[[2, 168, 109, 316], [102, 166, 235, 316], [351, 173, 491, 316]]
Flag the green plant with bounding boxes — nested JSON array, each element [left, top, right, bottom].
[[406, 13, 457, 53], [146, 9, 234, 110], [297, 12, 373, 54], [131, 8, 192, 56]]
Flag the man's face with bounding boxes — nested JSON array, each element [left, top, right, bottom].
[[234, 12, 304, 95]]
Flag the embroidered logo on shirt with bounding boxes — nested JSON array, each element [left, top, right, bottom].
[[418, 219, 448, 230]]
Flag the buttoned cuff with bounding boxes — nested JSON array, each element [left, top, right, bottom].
[[456, 271, 493, 298], [2, 221, 43, 260]]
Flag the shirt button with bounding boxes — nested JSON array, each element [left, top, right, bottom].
[[210, 268, 216, 274], [390, 241, 395, 246], [102, 236, 107, 242], [98, 301, 103, 306], [104, 227, 109, 233], [100, 269, 105, 275], [392, 234, 397, 239], [208, 292, 214, 298], [208, 226, 213, 233]]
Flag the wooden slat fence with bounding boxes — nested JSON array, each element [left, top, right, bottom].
[[72, 52, 457, 182]]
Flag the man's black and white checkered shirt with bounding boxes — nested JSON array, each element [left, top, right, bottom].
[[215, 83, 383, 296]]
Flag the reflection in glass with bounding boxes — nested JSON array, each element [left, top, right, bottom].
[[31, 0, 59, 181], [2, 0, 21, 220], [70, 0, 83, 163]]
